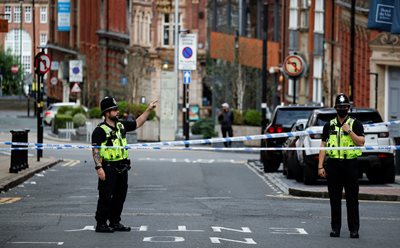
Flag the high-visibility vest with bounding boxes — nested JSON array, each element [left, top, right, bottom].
[[326, 117, 362, 159], [99, 122, 128, 161]]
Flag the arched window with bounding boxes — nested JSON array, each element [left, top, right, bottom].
[[5, 29, 32, 74]]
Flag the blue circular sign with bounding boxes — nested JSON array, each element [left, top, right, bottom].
[[72, 67, 80, 74], [182, 47, 193, 59]]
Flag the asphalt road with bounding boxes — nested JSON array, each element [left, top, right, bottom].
[[0, 111, 399, 247]]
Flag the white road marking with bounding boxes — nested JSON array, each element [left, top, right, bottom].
[[8, 242, 64, 245], [194, 197, 232, 200]]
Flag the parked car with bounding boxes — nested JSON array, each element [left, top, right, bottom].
[[282, 119, 308, 179], [44, 102, 88, 126], [261, 105, 322, 172], [296, 108, 395, 184]]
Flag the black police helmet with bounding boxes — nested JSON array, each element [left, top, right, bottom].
[[334, 93, 350, 107], [100, 97, 118, 115]]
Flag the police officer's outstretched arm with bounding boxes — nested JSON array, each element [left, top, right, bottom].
[[136, 100, 158, 128]]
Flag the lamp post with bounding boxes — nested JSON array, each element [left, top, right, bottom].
[[19, 0, 23, 98]]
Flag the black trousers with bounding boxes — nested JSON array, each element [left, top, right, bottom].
[[221, 126, 233, 147], [95, 162, 128, 225], [325, 158, 359, 232]]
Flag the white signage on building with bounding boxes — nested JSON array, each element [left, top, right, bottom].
[[58, 0, 71, 32], [178, 33, 197, 70], [69, 60, 83, 82]]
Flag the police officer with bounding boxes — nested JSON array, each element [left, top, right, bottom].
[[92, 97, 157, 233], [318, 93, 365, 239]]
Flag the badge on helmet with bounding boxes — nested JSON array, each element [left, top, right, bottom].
[[334, 93, 350, 107], [100, 97, 118, 115]]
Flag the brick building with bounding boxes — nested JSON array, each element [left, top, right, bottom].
[[0, 0, 50, 82]]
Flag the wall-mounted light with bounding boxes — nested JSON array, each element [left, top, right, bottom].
[[162, 60, 169, 70]]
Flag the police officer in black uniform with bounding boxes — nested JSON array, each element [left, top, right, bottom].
[[92, 97, 157, 233], [318, 93, 365, 239]]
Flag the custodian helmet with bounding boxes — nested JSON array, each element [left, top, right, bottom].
[[100, 97, 118, 115], [334, 93, 350, 107]]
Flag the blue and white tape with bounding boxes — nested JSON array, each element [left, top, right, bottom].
[[1, 145, 400, 152], [1, 119, 399, 150]]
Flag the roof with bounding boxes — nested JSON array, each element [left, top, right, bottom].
[[312, 107, 378, 114]]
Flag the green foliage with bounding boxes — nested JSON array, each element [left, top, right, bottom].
[[243, 109, 261, 126], [232, 109, 244, 125], [72, 113, 87, 127], [88, 107, 102, 118], [191, 118, 217, 139], [0, 48, 23, 95], [57, 106, 74, 116], [117, 101, 129, 117], [128, 103, 156, 121], [53, 114, 73, 134], [71, 107, 87, 117]]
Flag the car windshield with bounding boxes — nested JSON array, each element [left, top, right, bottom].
[[314, 112, 383, 126], [275, 109, 316, 128]]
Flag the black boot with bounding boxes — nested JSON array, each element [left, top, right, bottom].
[[110, 223, 131, 232], [330, 229, 340, 237], [95, 223, 114, 233], [350, 231, 359, 239]]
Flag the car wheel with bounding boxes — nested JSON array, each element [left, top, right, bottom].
[[303, 163, 316, 185], [366, 169, 384, 184], [383, 164, 395, 183], [263, 159, 280, 173]]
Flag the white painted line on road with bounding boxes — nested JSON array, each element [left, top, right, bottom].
[[8, 241, 64, 246], [194, 197, 232, 200], [158, 226, 205, 232], [245, 162, 284, 195], [270, 227, 308, 235]]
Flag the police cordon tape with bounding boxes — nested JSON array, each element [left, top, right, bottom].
[[1, 145, 400, 151], [1, 119, 400, 151]]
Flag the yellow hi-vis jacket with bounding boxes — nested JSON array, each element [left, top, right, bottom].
[[99, 122, 128, 161], [326, 117, 362, 159]]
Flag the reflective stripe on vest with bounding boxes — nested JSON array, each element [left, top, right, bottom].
[[99, 122, 128, 161], [326, 117, 362, 159]]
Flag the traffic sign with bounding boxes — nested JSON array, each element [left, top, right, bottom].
[[282, 55, 305, 78], [69, 60, 83, 82], [178, 33, 197, 70], [70, 82, 81, 93], [34, 52, 52, 75], [11, 65, 19, 74], [183, 70, 191, 84], [50, 77, 58, 86]]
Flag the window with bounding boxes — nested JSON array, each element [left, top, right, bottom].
[[40, 33, 48, 45], [5, 30, 32, 74], [5, 6, 12, 23], [14, 6, 21, 23], [25, 6, 32, 23], [162, 14, 170, 46], [40, 6, 47, 23], [162, 13, 181, 47]]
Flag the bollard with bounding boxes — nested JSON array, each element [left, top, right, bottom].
[[9, 130, 29, 173]]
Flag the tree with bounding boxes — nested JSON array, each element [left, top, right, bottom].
[[0, 47, 22, 95]]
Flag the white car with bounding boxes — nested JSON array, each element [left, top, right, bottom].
[[44, 102, 87, 126], [296, 108, 395, 184]]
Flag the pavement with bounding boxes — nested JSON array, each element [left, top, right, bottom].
[[248, 160, 400, 202], [1, 130, 400, 202]]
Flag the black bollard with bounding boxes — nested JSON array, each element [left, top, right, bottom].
[[10, 130, 29, 173]]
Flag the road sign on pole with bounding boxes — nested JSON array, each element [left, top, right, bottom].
[[183, 70, 191, 84], [178, 33, 197, 70], [34, 52, 52, 75]]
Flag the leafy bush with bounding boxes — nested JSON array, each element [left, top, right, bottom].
[[71, 107, 87, 117], [88, 107, 102, 118], [191, 118, 217, 139], [53, 114, 73, 134], [73, 113, 87, 127], [128, 103, 156, 121], [117, 101, 129, 117], [57, 106, 74, 116], [232, 109, 244, 125], [243, 109, 261, 126]]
